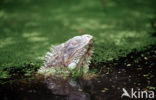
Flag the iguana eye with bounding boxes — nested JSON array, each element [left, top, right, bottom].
[[71, 41, 78, 46]]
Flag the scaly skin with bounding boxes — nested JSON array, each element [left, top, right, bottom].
[[43, 34, 93, 69]]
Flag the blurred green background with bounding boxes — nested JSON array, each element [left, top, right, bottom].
[[0, 0, 156, 78]]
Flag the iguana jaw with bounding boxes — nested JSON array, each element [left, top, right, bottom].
[[68, 36, 93, 69], [77, 41, 93, 70]]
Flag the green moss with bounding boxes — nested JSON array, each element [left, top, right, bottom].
[[37, 65, 95, 79], [0, 0, 156, 78]]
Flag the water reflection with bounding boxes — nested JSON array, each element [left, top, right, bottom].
[[0, 76, 90, 100], [45, 76, 90, 100]]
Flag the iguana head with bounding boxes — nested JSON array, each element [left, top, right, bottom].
[[38, 34, 94, 78], [64, 34, 93, 69], [42, 34, 93, 70]]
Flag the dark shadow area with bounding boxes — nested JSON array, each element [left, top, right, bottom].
[[0, 77, 68, 100], [150, 18, 156, 36]]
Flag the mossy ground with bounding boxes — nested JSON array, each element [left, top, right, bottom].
[[0, 0, 156, 78], [37, 65, 96, 79]]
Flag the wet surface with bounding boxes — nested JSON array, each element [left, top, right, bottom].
[[0, 44, 156, 100]]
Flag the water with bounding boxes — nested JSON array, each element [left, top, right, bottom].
[[0, 74, 123, 100]]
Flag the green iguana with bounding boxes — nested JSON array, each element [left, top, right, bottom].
[[43, 34, 93, 70]]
